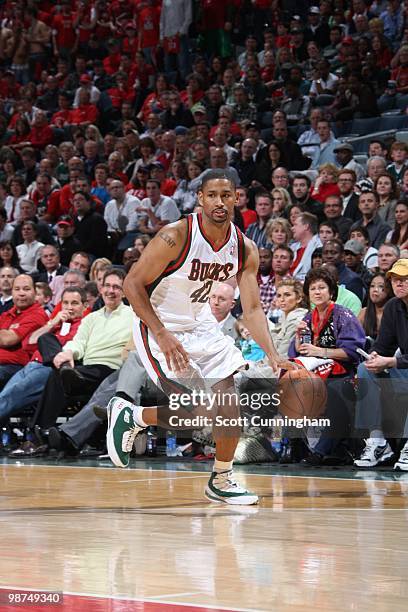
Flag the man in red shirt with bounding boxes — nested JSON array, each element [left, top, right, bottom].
[[69, 90, 99, 127], [52, 0, 76, 58], [135, 0, 160, 65], [0, 287, 88, 440], [28, 111, 55, 150], [0, 274, 48, 389]]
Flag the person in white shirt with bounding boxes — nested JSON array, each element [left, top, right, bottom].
[[4, 176, 27, 225], [104, 180, 141, 233], [16, 221, 44, 274], [0, 209, 14, 242], [137, 180, 181, 235], [297, 108, 324, 160], [309, 59, 339, 105]]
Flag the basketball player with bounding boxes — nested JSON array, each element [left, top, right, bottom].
[[106, 169, 295, 505]]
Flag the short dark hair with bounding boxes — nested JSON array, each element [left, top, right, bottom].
[[299, 212, 318, 235], [61, 286, 87, 302], [303, 267, 338, 306], [324, 238, 344, 253], [102, 267, 126, 285], [199, 169, 237, 191], [292, 173, 311, 188], [273, 244, 294, 261]]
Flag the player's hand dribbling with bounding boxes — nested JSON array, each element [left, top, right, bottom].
[[156, 328, 190, 373]]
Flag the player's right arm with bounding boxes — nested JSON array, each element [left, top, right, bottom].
[[123, 219, 190, 372]]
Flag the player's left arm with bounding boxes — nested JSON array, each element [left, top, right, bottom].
[[237, 238, 297, 372]]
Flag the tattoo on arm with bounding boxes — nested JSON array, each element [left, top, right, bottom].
[[159, 232, 176, 248]]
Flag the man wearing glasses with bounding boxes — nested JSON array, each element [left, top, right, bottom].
[[354, 259, 408, 469]]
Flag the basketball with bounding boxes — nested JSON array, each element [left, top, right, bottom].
[[278, 368, 327, 419]]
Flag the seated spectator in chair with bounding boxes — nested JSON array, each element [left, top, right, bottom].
[[322, 263, 362, 317], [16, 222, 44, 274], [0, 266, 17, 314], [32, 268, 134, 432], [358, 272, 394, 346], [0, 274, 48, 389], [354, 259, 408, 470], [288, 267, 366, 465], [246, 192, 274, 248], [0, 287, 87, 443], [322, 238, 366, 301]]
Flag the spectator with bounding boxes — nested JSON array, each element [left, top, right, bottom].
[[386, 201, 408, 250], [319, 220, 340, 244], [349, 225, 379, 269], [232, 139, 257, 188], [0, 286, 88, 446], [16, 221, 44, 274], [322, 238, 366, 301], [269, 279, 308, 358], [137, 180, 181, 235], [386, 142, 408, 184], [311, 120, 341, 169], [311, 163, 341, 203], [290, 212, 322, 280], [235, 187, 257, 231], [0, 266, 17, 314], [297, 108, 324, 160], [289, 267, 365, 465], [0, 274, 47, 390], [12, 199, 54, 247], [72, 191, 109, 258], [343, 238, 373, 291], [257, 248, 275, 315], [34, 244, 68, 285], [0, 209, 14, 243], [31, 269, 134, 431], [291, 174, 324, 222], [104, 180, 141, 250], [265, 218, 293, 249], [337, 169, 362, 222], [351, 191, 391, 249], [246, 192, 273, 248], [4, 176, 27, 225], [358, 272, 394, 343], [377, 243, 400, 274], [322, 263, 362, 317], [354, 258, 408, 470], [334, 143, 366, 181], [374, 173, 399, 227], [271, 124, 311, 171], [323, 194, 353, 242], [208, 283, 238, 340]]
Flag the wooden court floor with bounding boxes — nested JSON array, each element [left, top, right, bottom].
[[1, 460, 408, 612]]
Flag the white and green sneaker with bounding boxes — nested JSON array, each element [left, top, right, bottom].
[[205, 471, 259, 505], [106, 397, 144, 468]]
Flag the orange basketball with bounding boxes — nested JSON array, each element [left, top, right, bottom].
[[278, 368, 327, 419]]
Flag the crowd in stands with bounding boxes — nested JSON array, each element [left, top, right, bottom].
[[0, 0, 408, 470]]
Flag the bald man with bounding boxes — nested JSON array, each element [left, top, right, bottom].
[[209, 283, 238, 340]]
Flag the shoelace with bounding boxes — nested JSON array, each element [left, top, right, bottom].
[[360, 440, 377, 459], [214, 471, 239, 490], [123, 427, 139, 452]]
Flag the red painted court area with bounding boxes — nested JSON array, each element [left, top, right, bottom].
[[0, 590, 236, 612]]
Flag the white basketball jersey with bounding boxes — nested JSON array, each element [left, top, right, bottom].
[[147, 213, 245, 332]]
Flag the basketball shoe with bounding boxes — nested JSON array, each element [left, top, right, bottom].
[[205, 471, 259, 505], [354, 439, 394, 468], [394, 442, 408, 471], [106, 397, 145, 468]]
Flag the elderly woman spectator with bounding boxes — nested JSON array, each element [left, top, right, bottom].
[[289, 267, 366, 465]]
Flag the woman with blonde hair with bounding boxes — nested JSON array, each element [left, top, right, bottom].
[[271, 187, 292, 216], [89, 257, 112, 281], [270, 279, 308, 359], [310, 163, 340, 203], [265, 217, 292, 248]]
